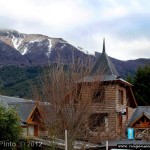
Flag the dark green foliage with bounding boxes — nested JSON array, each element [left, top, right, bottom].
[[126, 64, 150, 105], [0, 66, 43, 98], [0, 104, 21, 149], [133, 64, 150, 105], [126, 74, 134, 85], [1, 63, 149, 105], [0, 65, 61, 99]]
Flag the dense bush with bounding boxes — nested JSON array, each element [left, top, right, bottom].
[[0, 104, 21, 149]]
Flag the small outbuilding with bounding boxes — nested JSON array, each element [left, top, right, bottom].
[[128, 106, 150, 139], [0, 95, 49, 138]]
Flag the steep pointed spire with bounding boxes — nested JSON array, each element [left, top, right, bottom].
[[89, 39, 120, 78], [103, 38, 105, 53]]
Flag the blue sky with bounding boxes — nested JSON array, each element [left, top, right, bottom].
[[0, 0, 150, 60]]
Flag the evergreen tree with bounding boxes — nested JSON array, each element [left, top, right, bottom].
[[0, 103, 21, 149], [133, 64, 150, 105]]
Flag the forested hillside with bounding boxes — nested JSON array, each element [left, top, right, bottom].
[[0, 30, 149, 103], [0, 63, 146, 97], [0, 66, 43, 98]]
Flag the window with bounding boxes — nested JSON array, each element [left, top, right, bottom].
[[118, 89, 123, 105], [89, 113, 108, 131], [92, 88, 105, 103]]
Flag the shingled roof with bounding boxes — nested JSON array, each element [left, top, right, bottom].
[[89, 39, 120, 78], [78, 39, 134, 85]]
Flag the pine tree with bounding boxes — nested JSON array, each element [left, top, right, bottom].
[[133, 64, 150, 105]]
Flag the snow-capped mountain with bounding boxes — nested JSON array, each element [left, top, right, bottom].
[[0, 30, 66, 56], [0, 30, 149, 78], [0, 40, 27, 65], [0, 30, 89, 65]]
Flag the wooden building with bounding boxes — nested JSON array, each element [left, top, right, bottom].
[[128, 106, 150, 139], [0, 95, 48, 138], [76, 39, 137, 141], [0, 39, 139, 142]]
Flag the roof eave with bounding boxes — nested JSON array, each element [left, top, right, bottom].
[[26, 105, 37, 123]]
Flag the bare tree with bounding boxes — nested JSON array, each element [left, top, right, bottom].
[[32, 61, 94, 148], [32, 59, 126, 149]]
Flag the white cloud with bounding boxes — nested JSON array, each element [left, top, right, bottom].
[[0, 0, 150, 60], [90, 35, 150, 60], [68, 32, 150, 60], [0, 0, 92, 31]]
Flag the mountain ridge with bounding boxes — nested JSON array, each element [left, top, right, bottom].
[[0, 30, 149, 78]]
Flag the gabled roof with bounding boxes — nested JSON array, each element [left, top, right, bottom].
[[8, 102, 36, 123], [0, 95, 51, 125], [89, 39, 120, 78], [0, 95, 36, 123], [128, 106, 150, 127]]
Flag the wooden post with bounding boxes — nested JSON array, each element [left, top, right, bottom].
[[65, 130, 68, 150], [106, 141, 108, 150]]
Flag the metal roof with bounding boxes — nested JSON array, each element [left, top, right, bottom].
[[128, 106, 150, 126], [8, 102, 36, 122], [0, 95, 33, 103], [0, 99, 9, 108], [0, 95, 35, 123]]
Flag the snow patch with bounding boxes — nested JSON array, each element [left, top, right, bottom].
[[59, 40, 67, 44], [60, 44, 66, 49], [46, 39, 52, 57], [29, 39, 42, 44], [12, 35, 23, 50], [22, 46, 28, 55], [48, 39, 52, 50], [77, 46, 89, 54]]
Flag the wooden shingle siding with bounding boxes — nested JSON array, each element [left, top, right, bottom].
[[128, 107, 135, 122], [78, 81, 136, 141], [75, 41, 138, 141]]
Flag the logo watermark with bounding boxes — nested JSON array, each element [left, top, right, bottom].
[[0, 140, 42, 148]]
